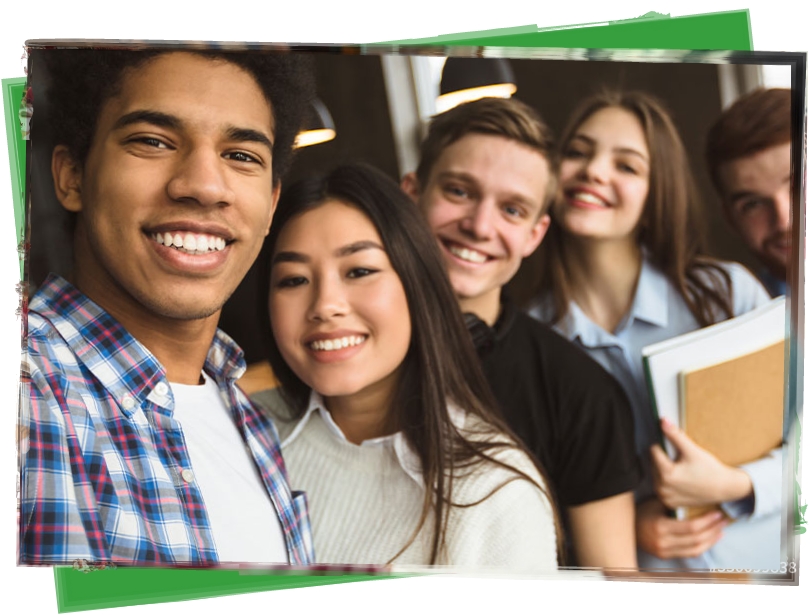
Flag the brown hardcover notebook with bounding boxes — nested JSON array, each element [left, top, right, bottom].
[[678, 340, 785, 519]]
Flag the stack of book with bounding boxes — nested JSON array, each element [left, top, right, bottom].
[[642, 297, 786, 519]]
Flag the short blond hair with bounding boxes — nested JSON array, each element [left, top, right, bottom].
[[416, 97, 556, 213]]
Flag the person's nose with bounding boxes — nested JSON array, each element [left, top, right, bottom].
[[458, 200, 496, 241], [307, 274, 349, 323], [166, 146, 235, 207], [580, 153, 611, 185], [773, 187, 791, 232]]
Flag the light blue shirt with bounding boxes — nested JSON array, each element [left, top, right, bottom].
[[528, 258, 785, 572]]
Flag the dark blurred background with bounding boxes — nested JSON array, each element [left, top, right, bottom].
[[28, 49, 774, 368]]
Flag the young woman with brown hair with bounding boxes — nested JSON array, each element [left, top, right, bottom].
[[253, 163, 560, 570], [529, 90, 781, 572]]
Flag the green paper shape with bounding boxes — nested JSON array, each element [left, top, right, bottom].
[[382, 9, 753, 51], [1, 8, 758, 612], [54, 567, 403, 613]]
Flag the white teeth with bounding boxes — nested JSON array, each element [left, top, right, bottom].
[[572, 192, 607, 206], [309, 335, 366, 351], [152, 232, 228, 255], [448, 245, 488, 264]]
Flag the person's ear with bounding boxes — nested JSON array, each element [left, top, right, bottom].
[[265, 181, 282, 236], [522, 213, 551, 257], [51, 145, 84, 213], [400, 172, 421, 204]]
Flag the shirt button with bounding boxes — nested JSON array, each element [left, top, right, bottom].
[[181, 469, 195, 484], [155, 382, 169, 396], [121, 394, 136, 410]]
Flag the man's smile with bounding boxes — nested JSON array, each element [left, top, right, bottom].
[[441, 239, 493, 265], [151, 231, 228, 255]]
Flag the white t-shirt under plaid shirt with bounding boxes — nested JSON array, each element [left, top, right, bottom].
[[20, 274, 314, 565]]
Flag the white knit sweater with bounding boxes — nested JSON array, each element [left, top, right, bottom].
[[252, 389, 558, 573]]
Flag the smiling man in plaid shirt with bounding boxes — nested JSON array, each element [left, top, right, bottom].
[[19, 46, 315, 566]]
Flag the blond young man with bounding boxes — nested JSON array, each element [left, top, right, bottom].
[[402, 98, 641, 569]]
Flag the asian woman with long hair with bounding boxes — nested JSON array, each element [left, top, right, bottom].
[[529, 90, 781, 572], [253, 163, 560, 570]]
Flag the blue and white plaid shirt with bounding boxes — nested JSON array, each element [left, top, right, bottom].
[[19, 274, 314, 566]]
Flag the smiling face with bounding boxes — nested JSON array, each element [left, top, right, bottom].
[[406, 133, 551, 322], [555, 106, 651, 244], [717, 142, 792, 279], [268, 199, 412, 411], [52, 52, 279, 328]]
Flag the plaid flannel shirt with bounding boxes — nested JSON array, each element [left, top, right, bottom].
[[19, 274, 314, 566]]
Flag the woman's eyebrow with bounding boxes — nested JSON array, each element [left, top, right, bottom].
[[569, 134, 593, 145], [572, 133, 648, 162], [272, 251, 308, 266], [271, 241, 384, 266], [335, 240, 384, 257], [615, 147, 648, 161]]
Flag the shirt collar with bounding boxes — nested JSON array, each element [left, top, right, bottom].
[[554, 256, 669, 346], [492, 293, 518, 341], [282, 390, 467, 490], [204, 327, 248, 381], [31, 274, 246, 414], [625, 257, 669, 329], [557, 302, 611, 348]]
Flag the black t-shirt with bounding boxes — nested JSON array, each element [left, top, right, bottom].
[[473, 299, 641, 509]]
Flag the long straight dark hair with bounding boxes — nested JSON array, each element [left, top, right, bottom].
[[257, 163, 562, 565], [538, 90, 734, 327]]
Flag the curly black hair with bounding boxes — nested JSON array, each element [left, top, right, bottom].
[[32, 47, 315, 184]]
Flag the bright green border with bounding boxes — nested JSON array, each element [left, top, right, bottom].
[[2, 76, 26, 278], [1, 8, 756, 612], [54, 568, 399, 613], [383, 9, 753, 51]]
